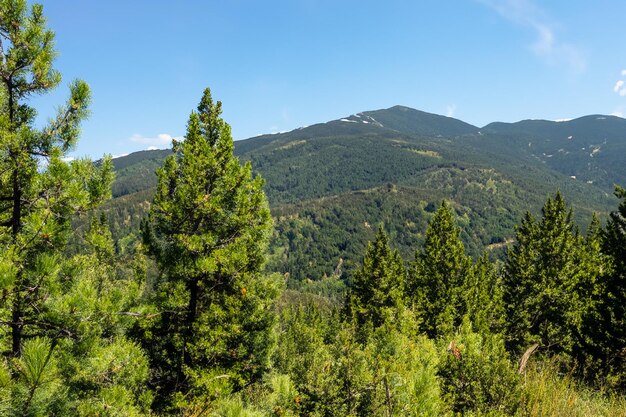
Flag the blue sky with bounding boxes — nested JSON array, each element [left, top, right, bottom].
[[28, 0, 626, 158]]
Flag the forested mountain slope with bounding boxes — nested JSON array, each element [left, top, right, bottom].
[[101, 106, 621, 283], [484, 115, 626, 188]]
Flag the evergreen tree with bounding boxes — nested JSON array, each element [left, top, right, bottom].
[[593, 186, 626, 389], [568, 213, 614, 385], [345, 226, 406, 339], [0, 0, 112, 357], [0, 2, 150, 414], [409, 201, 472, 338], [58, 216, 151, 415], [465, 253, 504, 335], [503, 192, 590, 356], [140, 88, 281, 410]]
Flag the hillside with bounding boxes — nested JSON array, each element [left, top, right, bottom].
[[98, 106, 621, 284], [484, 115, 626, 188]]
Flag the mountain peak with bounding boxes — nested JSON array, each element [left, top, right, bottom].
[[361, 105, 479, 137]]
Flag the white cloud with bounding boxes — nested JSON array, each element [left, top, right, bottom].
[[446, 104, 457, 118], [613, 74, 626, 96], [621, 69, 626, 76], [129, 133, 180, 148], [478, 0, 586, 74]]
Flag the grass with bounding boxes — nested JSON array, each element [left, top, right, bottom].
[[520, 362, 626, 417]]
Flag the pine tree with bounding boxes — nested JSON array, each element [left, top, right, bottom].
[[62, 215, 151, 415], [0, 0, 113, 356], [345, 226, 406, 338], [567, 213, 614, 385], [409, 201, 472, 338], [0, 2, 146, 414], [465, 253, 504, 335], [503, 192, 590, 356], [594, 186, 626, 388], [140, 88, 281, 409]]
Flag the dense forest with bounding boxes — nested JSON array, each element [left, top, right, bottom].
[[1, 2, 626, 416]]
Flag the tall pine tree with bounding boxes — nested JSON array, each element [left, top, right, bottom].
[[465, 253, 504, 335], [0, 0, 112, 357], [594, 186, 626, 389], [140, 88, 281, 410], [503, 192, 591, 356], [344, 226, 406, 339], [408, 201, 471, 338], [0, 1, 146, 414]]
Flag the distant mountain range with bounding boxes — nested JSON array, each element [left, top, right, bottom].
[[102, 106, 624, 285]]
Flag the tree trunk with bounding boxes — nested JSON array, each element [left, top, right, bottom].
[[11, 290, 22, 357], [182, 278, 200, 370], [383, 374, 393, 417], [10, 156, 23, 356]]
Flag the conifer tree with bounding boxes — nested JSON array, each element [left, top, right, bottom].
[[0, 0, 113, 357], [602, 186, 626, 334], [409, 201, 471, 338], [465, 253, 504, 335], [0, 1, 101, 348], [59, 216, 151, 415], [344, 226, 406, 338], [0, 1, 147, 414], [594, 186, 626, 388], [503, 192, 589, 355], [140, 88, 281, 409]]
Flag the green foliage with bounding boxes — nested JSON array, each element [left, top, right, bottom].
[[272, 302, 347, 416], [584, 185, 626, 390], [0, 2, 149, 414], [140, 88, 281, 410], [359, 325, 443, 417], [0, 0, 113, 355], [466, 254, 504, 335], [409, 201, 472, 338], [344, 226, 406, 339], [4, 337, 65, 416], [503, 192, 596, 356], [437, 319, 522, 415], [206, 396, 265, 417], [273, 301, 443, 417]]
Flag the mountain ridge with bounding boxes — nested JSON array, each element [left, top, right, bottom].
[[99, 103, 622, 282]]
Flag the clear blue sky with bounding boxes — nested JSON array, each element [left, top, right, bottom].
[[28, 0, 626, 158]]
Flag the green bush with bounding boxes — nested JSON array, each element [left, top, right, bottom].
[[438, 319, 522, 415]]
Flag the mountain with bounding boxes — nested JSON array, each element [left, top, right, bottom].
[[94, 106, 622, 285], [362, 105, 479, 137], [111, 149, 171, 197], [235, 106, 478, 155], [483, 115, 626, 188]]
